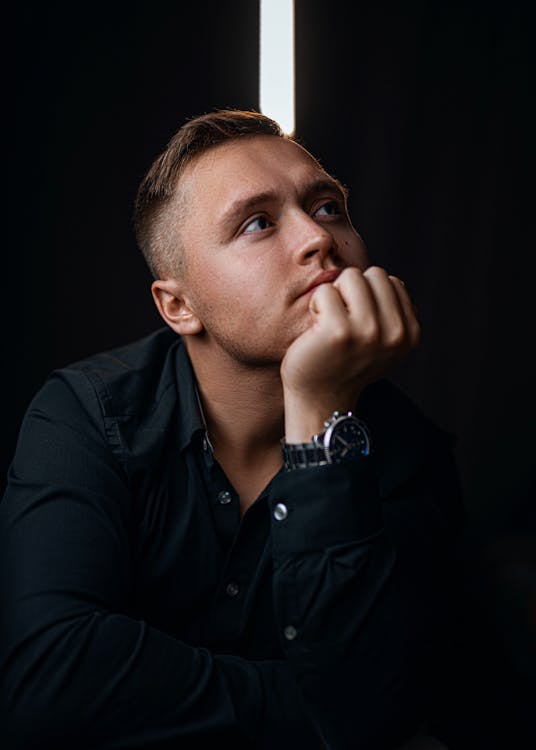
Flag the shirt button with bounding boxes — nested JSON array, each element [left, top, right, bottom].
[[217, 490, 232, 505], [226, 582, 240, 597], [284, 625, 297, 640], [274, 502, 288, 521]]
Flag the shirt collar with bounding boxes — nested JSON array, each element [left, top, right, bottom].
[[174, 339, 214, 454]]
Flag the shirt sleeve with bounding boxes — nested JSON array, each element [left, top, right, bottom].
[[0, 372, 323, 750], [268, 436, 462, 750]]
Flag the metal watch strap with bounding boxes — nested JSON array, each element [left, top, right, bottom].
[[281, 440, 329, 470], [281, 410, 371, 470]]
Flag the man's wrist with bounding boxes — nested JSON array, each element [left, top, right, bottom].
[[283, 391, 362, 444], [284, 410, 331, 444]]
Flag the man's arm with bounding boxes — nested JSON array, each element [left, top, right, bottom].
[[0, 372, 321, 749], [273, 265, 461, 748], [269, 427, 461, 749], [282, 266, 421, 444]]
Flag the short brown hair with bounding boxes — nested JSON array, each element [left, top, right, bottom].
[[133, 109, 287, 278]]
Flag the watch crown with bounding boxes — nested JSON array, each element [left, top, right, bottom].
[[323, 420, 330, 428]]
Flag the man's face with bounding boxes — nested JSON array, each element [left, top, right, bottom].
[[175, 135, 370, 366]]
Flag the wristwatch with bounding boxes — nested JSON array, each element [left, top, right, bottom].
[[282, 411, 371, 470]]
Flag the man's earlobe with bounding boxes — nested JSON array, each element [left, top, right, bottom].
[[151, 280, 203, 336]]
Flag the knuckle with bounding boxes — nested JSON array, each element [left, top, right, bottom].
[[364, 265, 387, 279], [329, 323, 351, 345], [359, 319, 380, 344], [385, 323, 406, 348], [339, 266, 362, 282]]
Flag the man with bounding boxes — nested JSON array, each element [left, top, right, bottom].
[[0, 110, 462, 749]]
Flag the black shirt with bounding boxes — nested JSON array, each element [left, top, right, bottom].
[[0, 328, 462, 749]]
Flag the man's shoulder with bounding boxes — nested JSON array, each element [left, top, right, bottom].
[[67, 326, 180, 381], [18, 328, 191, 478], [58, 327, 184, 416], [25, 327, 185, 444]]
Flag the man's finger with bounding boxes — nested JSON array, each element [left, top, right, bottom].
[[309, 282, 350, 330], [362, 266, 407, 344], [332, 267, 378, 334], [388, 275, 421, 348]]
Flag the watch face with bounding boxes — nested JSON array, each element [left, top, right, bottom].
[[326, 416, 370, 462]]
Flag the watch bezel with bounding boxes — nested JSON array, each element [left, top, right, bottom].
[[313, 411, 371, 464]]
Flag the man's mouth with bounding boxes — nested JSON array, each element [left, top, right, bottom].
[[298, 268, 342, 298]]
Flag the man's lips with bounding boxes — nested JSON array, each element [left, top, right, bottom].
[[298, 268, 342, 298]]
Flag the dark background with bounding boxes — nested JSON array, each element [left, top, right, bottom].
[[6, 1, 535, 746]]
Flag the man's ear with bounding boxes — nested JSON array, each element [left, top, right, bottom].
[[151, 279, 203, 336]]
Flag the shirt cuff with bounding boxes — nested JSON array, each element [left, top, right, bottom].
[[268, 457, 383, 555]]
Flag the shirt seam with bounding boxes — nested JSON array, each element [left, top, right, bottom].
[[77, 365, 131, 485]]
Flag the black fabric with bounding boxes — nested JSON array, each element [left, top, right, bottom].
[[0, 327, 463, 749]]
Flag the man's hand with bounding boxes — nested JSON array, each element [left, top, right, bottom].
[[281, 266, 420, 442]]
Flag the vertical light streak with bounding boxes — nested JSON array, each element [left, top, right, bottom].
[[260, 0, 295, 135]]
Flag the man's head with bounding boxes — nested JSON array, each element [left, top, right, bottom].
[[134, 109, 369, 366], [134, 110, 285, 279]]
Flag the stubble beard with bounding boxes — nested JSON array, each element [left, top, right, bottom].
[[200, 308, 310, 372]]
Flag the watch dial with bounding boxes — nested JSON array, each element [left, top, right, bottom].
[[330, 418, 370, 462]]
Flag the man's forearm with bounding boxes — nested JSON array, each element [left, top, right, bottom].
[[0, 601, 322, 749], [267, 449, 457, 749]]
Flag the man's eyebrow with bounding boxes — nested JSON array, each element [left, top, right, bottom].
[[307, 178, 349, 202], [219, 177, 349, 229], [219, 190, 279, 229]]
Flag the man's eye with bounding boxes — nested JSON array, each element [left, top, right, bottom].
[[243, 216, 272, 234], [314, 201, 342, 217]]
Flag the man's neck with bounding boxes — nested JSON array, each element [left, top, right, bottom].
[[185, 339, 285, 464]]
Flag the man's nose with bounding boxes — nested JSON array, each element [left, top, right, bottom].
[[291, 212, 337, 265]]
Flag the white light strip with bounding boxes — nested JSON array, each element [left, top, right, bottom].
[[260, 0, 295, 136]]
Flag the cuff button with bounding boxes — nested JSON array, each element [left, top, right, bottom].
[[274, 502, 288, 521], [284, 625, 297, 640]]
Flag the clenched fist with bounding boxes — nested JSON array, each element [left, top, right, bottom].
[[281, 266, 420, 442]]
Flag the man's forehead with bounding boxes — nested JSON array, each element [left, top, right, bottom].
[[188, 134, 320, 172], [178, 135, 342, 210]]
